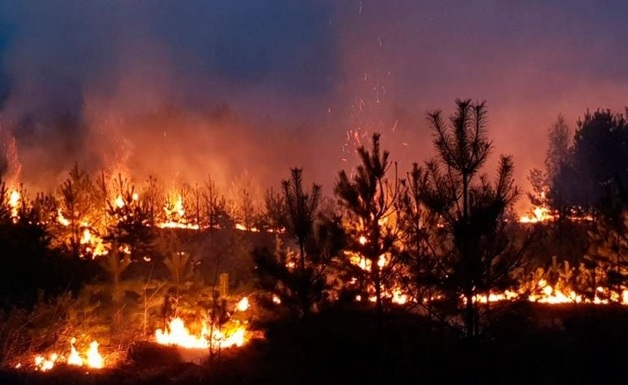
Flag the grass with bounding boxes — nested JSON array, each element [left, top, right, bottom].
[[2, 302, 628, 385]]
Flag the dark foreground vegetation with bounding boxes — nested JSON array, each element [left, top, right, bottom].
[[2, 302, 628, 385]]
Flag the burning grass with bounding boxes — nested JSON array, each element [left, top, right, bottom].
[[3, 301, 628, 385]]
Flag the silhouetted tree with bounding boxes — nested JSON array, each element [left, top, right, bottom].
[[335, 133, 400, 334], [281, 168, 321, 317], [555, 108, 628, 212], [526, 115, 584, 266], [586, 176, 628, 299], [261, 187, 285, 232], [418, 99, 537, 339], [255, 168, 341, 318], [201, 174, 231, 229], [99, 240, 132, 330], [142, 175, 163, 226], [54, 163, 98, 258], [0, 179, 92, 310], [105, 174, 156, 262], [396, 164, 448, 318], [527, 114, 571, 215]]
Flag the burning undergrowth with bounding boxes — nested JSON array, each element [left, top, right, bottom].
[[0, 161, 627, 375], [2, 106, 628, 383], [2, 287, 260, 373]]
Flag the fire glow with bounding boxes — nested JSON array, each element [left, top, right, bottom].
[[519, 206, 554, 224], [155, 317, 246, 350], [467, 279, 628, 306], [25, 338, 105, 372], [155, 297, 250, 350]]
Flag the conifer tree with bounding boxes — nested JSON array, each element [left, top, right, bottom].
[[335, 133, 400, 333], [416, 99, 536, 339]]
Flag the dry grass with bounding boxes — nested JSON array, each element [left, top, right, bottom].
[[3, 302, 628, 385]]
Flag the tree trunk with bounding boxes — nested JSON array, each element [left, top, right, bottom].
[[298, 240, 309, 318], [461, 173, 476, 339], [373, 261, 383, 338]]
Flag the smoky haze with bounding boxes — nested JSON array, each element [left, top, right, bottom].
[[1, 1, 627, 211]]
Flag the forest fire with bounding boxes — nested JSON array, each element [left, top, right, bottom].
[[519, 206, 554, 223], [155, 297, 251, 351], [19, 338, 105, 372], [155, 317, 247, 350], [468, 279, 628, 306], [158, 194, 200, 230], [8, 189, 20, 222]]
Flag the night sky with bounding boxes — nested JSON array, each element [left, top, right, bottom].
[[0, 1, 627, 212]]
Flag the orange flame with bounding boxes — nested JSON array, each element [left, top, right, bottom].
[[8, 190, 20, 222], [28, 338, 105, 371], [519, 206, 553, 223], [155, 317, 247, 350]]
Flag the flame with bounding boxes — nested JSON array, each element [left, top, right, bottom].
[[234, 223, 260, 232], [86, 341, 104, 369], [519, 206, 594, 223], [79, 227, 108, 257], [519, 206, 553, 223], [27, 338, 105, 371], [236, 297, 250, 312], [164, 195, 185, 220], [80, 228, 92, 244], [467, 290, 520, 304], [156, 318, 207, 349], [155, 317, 247, 350], [67, 338, 83, 366], [34, 353, 58, 372], [57, 209, 70, 226], [8, 190, 20, 222], [157, 194, 201, 230], [347, 250, 407, 304], [463, 278, 628, 306]]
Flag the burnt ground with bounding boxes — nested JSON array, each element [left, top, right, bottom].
[[2, 302, 628, 385]]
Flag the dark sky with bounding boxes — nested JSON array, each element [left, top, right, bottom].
[[1, 1, 627, 211]]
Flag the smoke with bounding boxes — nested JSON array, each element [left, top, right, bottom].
[[1, 1, 628, 211]]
